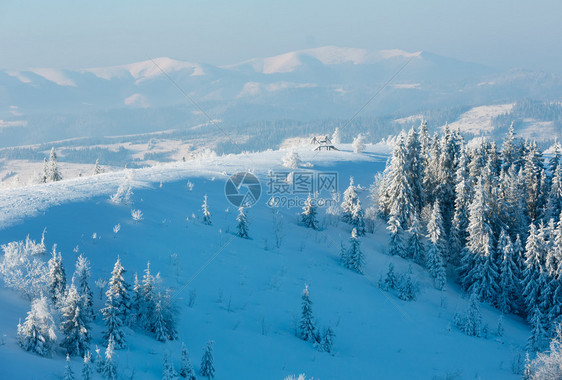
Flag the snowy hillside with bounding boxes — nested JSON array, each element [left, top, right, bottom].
[[0, 145, 530, 379]]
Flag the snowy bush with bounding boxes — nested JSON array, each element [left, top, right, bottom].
[[352, 134, 366, 153], [131, 209, 143, 222], [17, 294, 57, 356], [110, 171, 133, 204], [282, 150, 301, 169], [0, 235, 48, 299], [525, 324, 562, 379]]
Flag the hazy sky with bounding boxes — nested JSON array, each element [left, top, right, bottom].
[[1, 0, 561, 72]]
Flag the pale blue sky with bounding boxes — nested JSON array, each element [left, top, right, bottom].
[[1, 0, 561, 72]]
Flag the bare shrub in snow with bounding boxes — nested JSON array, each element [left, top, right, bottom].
[[131, 209, 143, 222], [110, 170, 133, 204], [283, 150, 301, 169], [525, 324, 562, 379]]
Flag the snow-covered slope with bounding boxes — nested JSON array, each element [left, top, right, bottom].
[[0, 146, 529, 379]]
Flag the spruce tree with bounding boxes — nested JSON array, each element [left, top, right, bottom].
[[103, 337, 118, 380], [60, 282, 91, 356], [450, 149, 472, 263], [64, 354, 75, 380], [101, 259, 129, 349], [405, 126, 424, 213], [398, 273, 417, 301], [74, 254, 94, 323], [407, 214, 425, 264], [48, 245, 67, 305], [461, 292, 482, 337], [236, 207, 249, 239], [180, 342, 196, 380], [343, 228, 364, 274], [93, 159, 104, 175], [341, 177, 359, 224], [163, 353, 179, 380], [523, 224, 546, 316], [497, 230, 521, 314], [299, 284, 315, 342], [95, 346, 104, 374], [527, 306, 548, 352], [202, 195, 212, 225], [387, 135, 415, 229], [387, 215, 404, 257], [200, 340, 215, 379], [141, 262, 156, 330], [82, 351, 93, 380], [301, 194, 318, 230], [17, 294, 57, 357], [350, 199, 367, 236], [426, 201, 447, 290], [153, 300, 169, 342], [42, 147, 63, 183]]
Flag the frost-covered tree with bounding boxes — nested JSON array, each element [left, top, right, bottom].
[[380, 262, 399, 291], [456, 292, 482, 337], [103, 337, 118, 380], [500, 122, 520, 172], [82, 351, 92, 380], [407, 214, 425, 264], [450, 149, 472, 263], [317, 326, 335, 353], [546, 163, 562, 223], [342, 228, 364, 274], [180, 342, 196, 380], [282, 150, 301, 169], [522, 224, 546, 316], [522, 141, 545, 221], [93, 159, 104, 175], [332, 127, 341, 144], [0, 235, 48, 299], [95, 346, 104, 374], [48, 245, 67, 305], [42, 147, 62, 183], [426, 201, 447, 290], [236, 207, 250, 239], [386, 135, 414, 229], [60, 282, 91, 356], [299, 284, 315, 342], [163, 353, 179, 380], [352, 133, 366, 153], [350, 199, 367, 236], [130, 273, 142, 326], [301, 194, 318, 230], [201, 195, 212, 225], [341, 177, 358, 224], [497, 230, 521, 314], [17, 294, 57, 356], [200, 340, 215, 379], [153, 301, 169, 342], [387, 215, 404, 257], [102, 258, 130, 349], [73, 254, 94, 323], [398, 273, 417, 301], [64, 354, 75, 380], [405, 126, 424, 213], [527, 306, 548, 352], [140, 262, 156, 330], [525, 323, 562, 379]]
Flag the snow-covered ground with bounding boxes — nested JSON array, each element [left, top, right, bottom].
[[0, 145, 529, 379], [445, 104, 515, 135]]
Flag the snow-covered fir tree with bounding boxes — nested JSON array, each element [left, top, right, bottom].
[[398, 273, 417, 301], [101, 258, 130, 349], [341, 177, 359, 224], [41, 147, 63, 183], [180, 342, 196, 380], [60, 282, 91, 356], [93, 159, 104, 175], [82, 351, 92, 380], [95, 346, 104, 374], [153, 300, 169, 342], [301, 194, 318, 230], [332, 127, 341, 144], [17, 294, 57, 356], [342, 228, 364, 274], [350, 199, 367, 236], [497, 230, 521, 314], [48, 245, 66, 305], [457, 292, 482, 337], [73, 254, 94, 323], [426, 201, 447, 290], [299, 284, 316, 342], [387, 215, 404, 257], [380, 262, 399, 291], [201, 195, 212, 225], [522, 223, 546, 316], [200, 340, 215, 379], [163, 353, 179, 380], [527, 305, 548, 352], [405, 126, 424, 214], [236, 207, 250, 239], [450, 148, 472, 263], [407, 214, 425, 264], [140, 262, 156, 330], [63, 354, 75, 380], [103, 337, 118, 380], [525, 323, 562, 379], [384, 135, 414, 230], [318, 326, 334, 353]]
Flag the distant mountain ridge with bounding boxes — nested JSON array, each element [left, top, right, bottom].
[[0, 46, 561, 147]]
